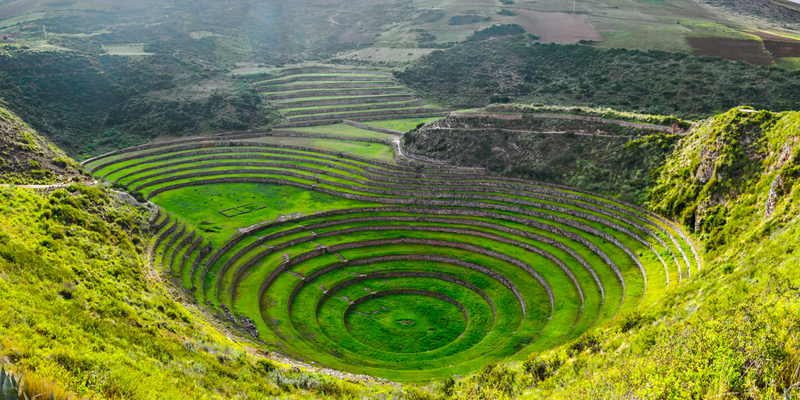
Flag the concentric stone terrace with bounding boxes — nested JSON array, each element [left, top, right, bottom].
[[84, 133, 700, 382]]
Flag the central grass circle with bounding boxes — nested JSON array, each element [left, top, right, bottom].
[[345, 293, 468, 354]]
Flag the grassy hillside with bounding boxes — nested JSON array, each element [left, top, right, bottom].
[[396, 36, 800, 118], [0, 105, 84, 184]]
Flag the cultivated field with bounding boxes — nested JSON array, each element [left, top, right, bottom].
[[83, 130, 700, 382]]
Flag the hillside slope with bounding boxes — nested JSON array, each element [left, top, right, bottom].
[[0, 105, 84, 185], [402, 105, 684, 204], [396, 37, 800, 117]]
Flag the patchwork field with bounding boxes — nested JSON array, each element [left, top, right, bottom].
[[83, 128, 700, 382], [247, 68, 452, 127]]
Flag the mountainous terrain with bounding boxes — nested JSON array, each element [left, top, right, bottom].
[[2, 0, 800, 399]]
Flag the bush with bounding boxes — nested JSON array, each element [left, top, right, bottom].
[[448, 15, 491, 25]]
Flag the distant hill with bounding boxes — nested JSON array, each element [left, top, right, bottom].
[[396, 36, 800, 117]]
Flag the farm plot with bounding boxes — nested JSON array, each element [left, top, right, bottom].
[[86, 135, 700, 382]]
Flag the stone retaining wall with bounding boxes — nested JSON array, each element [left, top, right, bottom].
[[193, 242, 213, 278], [83, 132, 282, 167], [263, 82, 395, 92], [149, 207, 163, 225], [284, 102, 422, 117], [274, 96, 418, 109], [228, 223, 549, 312], [264, 89, 408, 101], [264, 130, 391, 144], [288, 108, 435, 123], [217, 205, 622, 311], [89, 138, 698, 275], [98, 139, 697, 277], [262, 69, 392, 81], [180, 234, 203, 280], [353, 112, 449, 123], [151, 217, 177, 268], [135, 166, 662, 286], [194, 181, 630, 295], [255, 75, 393, 87], [170, 228, 194, 274], [163, 224, 186, 271], [256, 237, 553, 315], [96, 140, 481, 178], [272, 120, 345, 128]]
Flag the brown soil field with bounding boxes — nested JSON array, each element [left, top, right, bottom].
[[764, 40, 800, 58], [506, 10, 604, 44], [686, 37, 773, 66], [742, 31, 800, 43]]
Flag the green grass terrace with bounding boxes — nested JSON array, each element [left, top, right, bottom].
[[83, 133, 701, 382]]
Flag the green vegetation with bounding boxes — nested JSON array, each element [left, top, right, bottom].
[[0, 184, 364, 398], [396, 36, 800, 118], [448, 15, 492, 26], [282, 124, 397, 139], [466, 24, 526, 42], [83, 132, 698, 382], [0, 106, 84, 185], [500, 109, 800, 398], [0, 50, 273, 158], [3, 0, 800, 396]]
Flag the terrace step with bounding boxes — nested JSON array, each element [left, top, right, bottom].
[[254, 75, 394, 86], [96, 138, 701, 381], [273, 95, 418, 109], [260, 82, 398, 92], [282, 101, 424, 117], [286, 108, 445, 122], [263, 88, 409, 101], [263, 69, 391, 81]]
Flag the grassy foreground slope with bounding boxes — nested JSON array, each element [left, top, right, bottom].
[[0, 189, 391, 399]]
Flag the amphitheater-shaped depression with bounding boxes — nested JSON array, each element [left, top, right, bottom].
[[84, 132, 700, 382]]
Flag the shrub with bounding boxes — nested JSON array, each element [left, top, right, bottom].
[[448, 15, 491, 25]]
